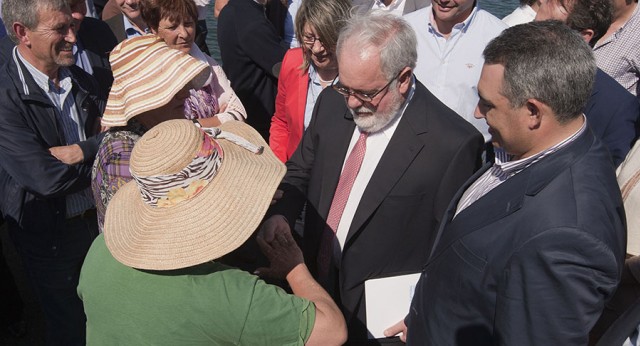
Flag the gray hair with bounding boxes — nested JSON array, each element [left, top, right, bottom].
[[336, 12, 417, 80], [483, 20, 596, 123], [2, 0, 69, 43]]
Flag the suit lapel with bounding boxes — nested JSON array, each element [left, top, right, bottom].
[[428, 169, 528, 262], [428, 162, 491, 256], [344, 90, 428, 245], [428, 130, 595, 263]]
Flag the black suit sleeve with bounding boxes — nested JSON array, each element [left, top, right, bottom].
[[235, 10, 287, 78]]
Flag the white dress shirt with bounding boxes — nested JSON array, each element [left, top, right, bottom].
[[502, 5, 536, 27], [404, 5, 506, 141], [371, 0, 407, 17], [334, 78, 416, 254]]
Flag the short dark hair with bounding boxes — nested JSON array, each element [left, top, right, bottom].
[[483, 20, 596, 123], [564, 0, 612, 46], [140, 0, 198, 33]]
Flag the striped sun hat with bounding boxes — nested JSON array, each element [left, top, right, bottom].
[[101, 35, 210, 127]]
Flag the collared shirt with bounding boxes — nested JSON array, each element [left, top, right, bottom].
[[372, 0, 407, 17], [454, 115, 588, 217], [404, 4, 506, 141], [593, 4, 640, 98], [502, 4, 536, 27], [73, 40, 94, 76], [334, 76, 417, 253], [303, 64, 330, 130], [17, 50, 94, 218], [123, 14, 145, 39]]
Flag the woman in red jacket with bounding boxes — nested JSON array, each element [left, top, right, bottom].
[[269, 0, 351, 162]]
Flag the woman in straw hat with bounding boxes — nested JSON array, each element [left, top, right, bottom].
[[140, 0, 246, 126], [78, 119, 347, 345], [92, 34, 226, 232]]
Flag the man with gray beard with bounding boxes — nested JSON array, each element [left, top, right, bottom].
[[260, 12, 484, 344]]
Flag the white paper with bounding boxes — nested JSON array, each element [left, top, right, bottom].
[[364, 272, 421, 339]]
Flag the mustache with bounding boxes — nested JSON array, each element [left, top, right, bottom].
[[57, 44, 74, 51], [349, 106, 375, 119]]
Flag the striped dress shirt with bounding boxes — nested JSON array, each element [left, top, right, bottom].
[[454, 116, 587, 217]]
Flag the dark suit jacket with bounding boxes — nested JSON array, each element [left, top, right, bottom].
[[0, 47, 105, 252], [271, 80, 484, 343], [104, 14, 127, 43], [591, 256, 640, 345], [77, 17, 118, 95], [406, 129, 626, 346], [0, 18, 116, 96], [217, 0, 287, 139], [586, 69, 640, 167]]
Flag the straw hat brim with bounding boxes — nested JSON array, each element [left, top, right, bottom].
[[104, 121, 286, 270], [101, 35, 210, 127]]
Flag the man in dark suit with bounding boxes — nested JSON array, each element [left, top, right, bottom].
[[535, 0, 640, 166], [0, 0, 105, 344], [398, 21, 626, 345], [261, 12, 484, 344]]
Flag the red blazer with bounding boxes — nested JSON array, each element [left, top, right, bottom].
[[269, 48, 309, 163]]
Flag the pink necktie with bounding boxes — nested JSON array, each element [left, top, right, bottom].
[[317, 132, 368, 283]]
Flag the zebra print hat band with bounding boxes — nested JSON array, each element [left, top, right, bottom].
[[104, 120, 285, 270], [131, 127, 264, 208]]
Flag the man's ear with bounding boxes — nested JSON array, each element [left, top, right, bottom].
[[13, 22, 31, 46], [526, 99, 543, 130], [580, 29, 595, 45], [397, 66, 412, 95]]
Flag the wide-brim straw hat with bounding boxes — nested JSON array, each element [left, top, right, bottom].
[[104, 119, 286, 270], [101, 35, 210, 127]]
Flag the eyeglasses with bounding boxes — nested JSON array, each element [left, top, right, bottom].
[[332, 71, 402, 103], [302, 33, 324, 47]]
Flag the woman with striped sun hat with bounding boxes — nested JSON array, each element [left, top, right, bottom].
[[91, 34, 216, 232]]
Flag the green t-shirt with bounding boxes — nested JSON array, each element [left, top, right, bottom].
[[78, 234, 316, 345]]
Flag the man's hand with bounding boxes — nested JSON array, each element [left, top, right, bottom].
[[49, 144, 84, 165], [255, 227, 304, 279], [384, 319, 408, 343], [257, 214, 289, 243], [271, 189, 283, 205]]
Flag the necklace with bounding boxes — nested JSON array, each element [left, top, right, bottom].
[[318, 76, 335, 84], [317, 69, 338, 86]]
